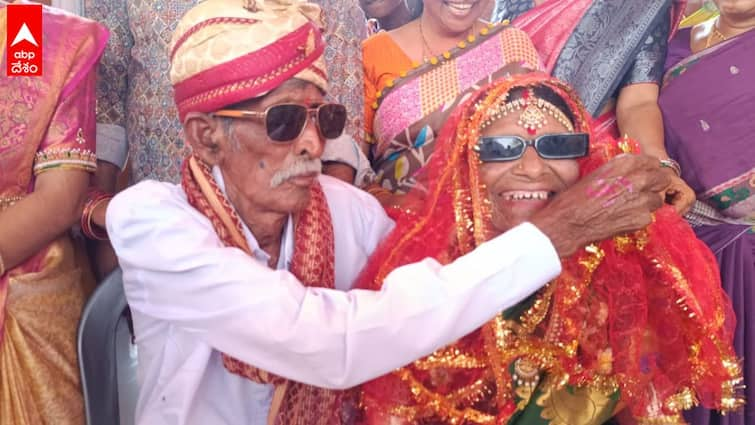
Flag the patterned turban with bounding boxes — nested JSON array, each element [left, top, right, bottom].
[[169, 0, 328, 122]]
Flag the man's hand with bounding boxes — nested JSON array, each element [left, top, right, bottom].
[[530, 154, 670, 257]]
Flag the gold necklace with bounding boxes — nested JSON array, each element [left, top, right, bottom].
[[418, 19, 476, 61], [705, 20, 729, 48], [418, 19, 436, 60]]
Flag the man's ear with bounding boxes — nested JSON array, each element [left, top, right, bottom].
[[184, 112, 225, 166]]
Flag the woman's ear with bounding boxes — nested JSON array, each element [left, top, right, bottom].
[[184, 112, 224, 166]]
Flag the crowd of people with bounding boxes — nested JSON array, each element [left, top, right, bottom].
[[0, 0, 752, 424]]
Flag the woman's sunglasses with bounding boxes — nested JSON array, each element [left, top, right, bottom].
[[475, 133, 590, 162], [212, 103, 347, 142]]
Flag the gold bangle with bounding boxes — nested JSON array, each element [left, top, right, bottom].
[[0, 250, 6, 277]]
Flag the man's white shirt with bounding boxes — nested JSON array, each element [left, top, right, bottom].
[[107, 174, 562, 425]]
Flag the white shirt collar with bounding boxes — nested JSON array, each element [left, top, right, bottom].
[[212, 166, 294, 270]]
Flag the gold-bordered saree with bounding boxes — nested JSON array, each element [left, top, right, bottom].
[[0, 5, 107, 424]]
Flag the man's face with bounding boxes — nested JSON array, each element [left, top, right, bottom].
[[206, 80, 326, 216], [478, 111, 580, 234]]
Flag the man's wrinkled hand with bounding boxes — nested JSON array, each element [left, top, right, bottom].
[[530, 154, 670, 257]]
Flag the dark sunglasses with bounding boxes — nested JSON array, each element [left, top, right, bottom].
[[475, 133, 590, 162], [212, 103, 347, 142]]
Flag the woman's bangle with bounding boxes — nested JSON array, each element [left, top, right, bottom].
[[81, 189, 113, 241], [0, 250, 5, 277], [659, 158, 682, 177]]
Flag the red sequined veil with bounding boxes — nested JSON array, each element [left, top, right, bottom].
[[355, 74, 744, 424]]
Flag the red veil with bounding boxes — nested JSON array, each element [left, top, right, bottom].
[[356, 74, 742, 424]]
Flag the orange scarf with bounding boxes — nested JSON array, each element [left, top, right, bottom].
[[182, 156, 350, 424]]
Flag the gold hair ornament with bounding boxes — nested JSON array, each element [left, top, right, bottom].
[[479, 89, 574, 134]]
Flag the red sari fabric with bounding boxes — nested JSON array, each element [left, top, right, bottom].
[[511, 0, 592, 73]]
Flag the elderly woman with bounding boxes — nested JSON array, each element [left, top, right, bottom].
[[357, 74, 743, 424], [0, 4, 108, 423], [490, 0, 696, 215]]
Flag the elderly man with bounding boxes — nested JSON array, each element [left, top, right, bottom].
[[106, 0, 671, 424]]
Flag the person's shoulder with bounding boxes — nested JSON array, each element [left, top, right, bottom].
[[319, 175, 385, 218], [108, 181, 187, 222], [362, 30, 397, 53], [319, 175, 394, 243], [500, 24, 529, 38], [496, 22, 536, 46], [43, 4, 108, 37], [114, 180, 184, 203], [362, 27, 413, 78], [40, 4, 109, 70], [319, 175, 378, 205], [690, 21, 712, 52], [495, 23, 542, 69]]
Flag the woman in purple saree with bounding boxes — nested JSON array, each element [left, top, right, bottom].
[[659, 4, 755, 424]]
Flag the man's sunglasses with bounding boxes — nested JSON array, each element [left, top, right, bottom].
[[475, 133, 590, 162], [212, 103, 347, 142]]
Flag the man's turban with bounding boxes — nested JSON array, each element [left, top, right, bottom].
[[169, 0, 329, 121]]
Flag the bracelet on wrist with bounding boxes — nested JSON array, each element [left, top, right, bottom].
[[81, 189, 113, 241], [659, 158, 682, 177]]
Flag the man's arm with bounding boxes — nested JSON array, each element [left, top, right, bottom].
[[107, 182, 561, 390]]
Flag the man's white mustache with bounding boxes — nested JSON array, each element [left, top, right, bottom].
[[270, 159, 322, 188]]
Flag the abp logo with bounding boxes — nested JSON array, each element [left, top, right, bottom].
[[6, 4, 43, 77]]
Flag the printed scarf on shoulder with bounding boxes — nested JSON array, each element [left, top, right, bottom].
[[182, 156, 350, 425]]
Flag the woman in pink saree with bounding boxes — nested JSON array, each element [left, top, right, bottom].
[[0, 4, 107, 423]]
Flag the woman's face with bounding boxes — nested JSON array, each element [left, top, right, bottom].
[[422, 0, 490, 35], [361, 0, 404, 19], [714, 0, 755, 19], [479, 108, 580, 234]]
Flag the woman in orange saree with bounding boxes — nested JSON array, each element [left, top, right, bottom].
[[0, 4, 108, 423], [362, 2, 542, 201], [356, 74, 743, 424]]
